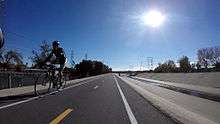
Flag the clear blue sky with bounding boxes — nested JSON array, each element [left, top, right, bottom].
[[2, 0, 220, 70]]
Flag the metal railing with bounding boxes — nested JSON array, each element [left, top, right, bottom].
[[0, 69, 47, 90]]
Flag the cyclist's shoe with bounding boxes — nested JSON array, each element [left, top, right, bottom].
[[57, 84, 62, 89], [57, 88, 62, 92], [60, 82, 63, 87], [57, 81, 63, 88], [53, 83, 57, 88]]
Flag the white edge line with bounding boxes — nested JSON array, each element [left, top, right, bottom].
[[118, 76, 218, 124], [0, 97, 39, 110], [0, 78, 98, 110], [114, 75, 138, 124]]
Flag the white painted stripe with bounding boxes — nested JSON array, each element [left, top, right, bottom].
[[114, 76, 138, 124], [118, 76, 218, 124], [94, 85, 99, 89], [0, 78, 99, 110], [0, 97, 39, 110]]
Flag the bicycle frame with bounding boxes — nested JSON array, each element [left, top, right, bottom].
[[34, 64, 66, 95]]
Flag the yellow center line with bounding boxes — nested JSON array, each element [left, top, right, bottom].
[[49, 108, 73, 124]]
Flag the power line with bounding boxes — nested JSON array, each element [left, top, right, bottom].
[[139, 57, 154, 71], [147, 57, 153, 70], [70, 50, 75, 67]]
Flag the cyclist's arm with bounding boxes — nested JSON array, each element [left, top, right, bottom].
[[44, 52, 53, 62], [61, 48, 66, 58], [32, 51, 53, 68]]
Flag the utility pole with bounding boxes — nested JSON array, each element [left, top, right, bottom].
[[85, 53, 88, 60], [147, 57, 153, 70], [70, 50, 75, 68], [140, 61, 143, 71]]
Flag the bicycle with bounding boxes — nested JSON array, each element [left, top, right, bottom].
[[34, 63, 67, 95]]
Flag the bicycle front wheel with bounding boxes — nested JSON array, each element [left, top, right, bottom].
[[34, 73, 51, 95]]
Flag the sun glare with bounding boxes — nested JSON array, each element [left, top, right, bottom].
[[142, 10, 165, 28]]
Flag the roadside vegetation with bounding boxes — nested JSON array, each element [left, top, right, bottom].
[[0, 48, 26, 71], [0, 41, 218, 74], [29, 41, 112, 79], [154, 46, 220, 73], [0, 41, 112, 79]]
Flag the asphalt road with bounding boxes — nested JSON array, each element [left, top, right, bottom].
[[0, 74, 177, 124]]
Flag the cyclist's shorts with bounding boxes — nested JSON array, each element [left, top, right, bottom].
[[52, 56, 66, 64], [52, 57, 67, 71], [59, 57, 67, 71]]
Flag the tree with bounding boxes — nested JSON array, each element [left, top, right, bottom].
[[30, 41, 51, 66], [212, 46, 220, 66], [75, 60, 94, 77], [0, 49, 23, 69], [190, 63, 196, 72], [166, 60, 176, 72], [154, 60, 177, 73], [4, 50, 23, 64], [90, 61, 103, 76], [0, 48, 4, 62], [197, 48, 208, 69], [179, 56, 191, 72], [196, 62, 201, 70], [74, 60, 112, 77], [197, 46, 220, 69]]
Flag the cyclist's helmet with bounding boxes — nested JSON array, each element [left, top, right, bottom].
[[52, 41, 60, 47]]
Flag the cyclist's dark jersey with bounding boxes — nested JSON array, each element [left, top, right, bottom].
[[46, 47, 66, 64]]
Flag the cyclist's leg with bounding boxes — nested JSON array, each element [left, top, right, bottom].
[[51, 69, 57, 88], [51, 60, 59, 88], [60, 57, 67, 85], [58, 63, 65, 86]]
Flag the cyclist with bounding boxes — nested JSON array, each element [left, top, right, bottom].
[[41, 41, 66, 88]]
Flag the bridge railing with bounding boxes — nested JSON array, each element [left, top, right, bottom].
[[0, 69, 47, 90]]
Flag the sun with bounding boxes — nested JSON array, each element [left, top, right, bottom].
[[142, 10, 165, 28]]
